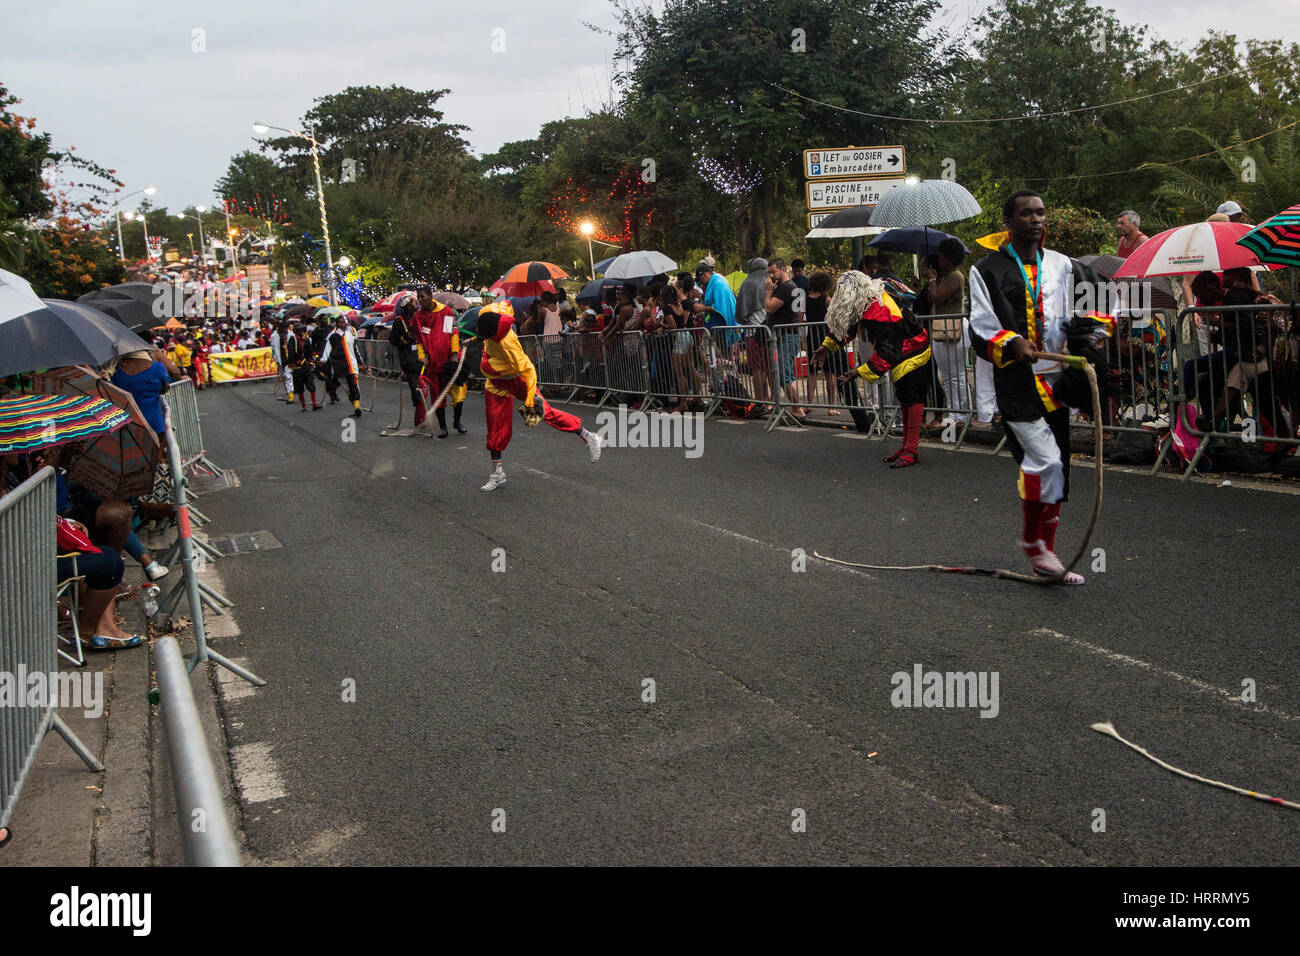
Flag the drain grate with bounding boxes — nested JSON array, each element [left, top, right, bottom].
[[207, 530, 283, 557], [188, 469, 238, 495]]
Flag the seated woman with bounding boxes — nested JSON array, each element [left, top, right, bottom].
[[56, 512, 143, 651]]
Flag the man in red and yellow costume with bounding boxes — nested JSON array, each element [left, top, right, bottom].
[[413, 286, 467, 438], [462, 301, 601, 491]]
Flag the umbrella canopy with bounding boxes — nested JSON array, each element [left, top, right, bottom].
[[502, 261, 568, 284], [314, 306, 345, 319], [869, 227, 969, 257], [0, 298, 153, 379], [592, 254, 618, 275], [1077, 254, 1179, 313], [78, 282, 158, 306], [0, 268, 44, 323], [805, 207, 888, 239], [282, 303, 314, 319], [152, 317, 185, 331], [34, 367, 161, 499], [603, 251, 677, 280], [82, 294, 159, 332], [1236, 204, 1300, 268], [305, 296, 331, 307], [1115, 221, 1283, 278], [431, 290, 470, 311], [575, 277, 621, 305], [869, 179, 982, 228], [360, 313, 392, 329], [489, 277, 557, 297], [0, 393, 130, 455]]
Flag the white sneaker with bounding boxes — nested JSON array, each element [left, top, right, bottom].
[[145, 561, 169, 581], [585, 432, 602, 462], [480, 468, 507, 491]]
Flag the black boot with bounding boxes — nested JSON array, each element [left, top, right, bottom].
[[435, 407, 449, 439], [453, 402, 467, 434]]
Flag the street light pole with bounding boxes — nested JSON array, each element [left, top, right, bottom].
[[110, 184, 155, 263], [254, 121, 336, 306]]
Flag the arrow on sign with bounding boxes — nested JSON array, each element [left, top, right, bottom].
[[888, 155, 900, 166]]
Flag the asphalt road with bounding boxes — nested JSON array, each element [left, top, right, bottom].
[[192, 378, 1300, 865]]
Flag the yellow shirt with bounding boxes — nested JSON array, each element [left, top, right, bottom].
[[482, 330, 536, 405], [171, 344, 192, 368]]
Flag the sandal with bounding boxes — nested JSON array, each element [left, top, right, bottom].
[[82, 633, 144, 652], [889, 451, 919, 469], [115, 584, 144, 603], [883, 448, 904, 463]]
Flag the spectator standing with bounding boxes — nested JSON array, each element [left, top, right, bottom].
[[927, 238, 970, 427], [1115, 210, 1149, 259], [737, 258, 774, 409], [806, 271, 845, 415], [111, 348, 179, 436], [765, 258, 809, 422], [696, 260, 737, 330]]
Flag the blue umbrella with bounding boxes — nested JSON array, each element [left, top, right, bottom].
[[593, 255, 618, 274], [869, 227, 969, 257]]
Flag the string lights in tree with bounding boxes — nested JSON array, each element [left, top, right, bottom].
[[695, 152, 762, 196], [544, 167, 654, 246]]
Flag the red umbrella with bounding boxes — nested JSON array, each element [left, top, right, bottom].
[[488, 277, 557, 297], [502, 261, 568, 284], [1115, 221, 1285, 278], [370, 291, 407, 314]]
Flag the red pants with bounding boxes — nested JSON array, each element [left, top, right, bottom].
[[484, 377, 582, 456]]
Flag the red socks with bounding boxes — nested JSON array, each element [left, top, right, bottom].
[[1042, 502, 1061, 552], [902, 403, 924, 455], [1021, 499, 1048, 544]]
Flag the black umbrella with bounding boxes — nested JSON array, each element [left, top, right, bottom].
[[0, 299, 152, 378], [78, 282, 158, 306], [869, 227, 969, 257], [804, 206, 887, 239], [575, 277, 621, 304], [82, 295, 159, 332], [1077, 254, 1178, 312]]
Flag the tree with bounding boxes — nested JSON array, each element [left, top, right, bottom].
[[612, 0, 950, 258]]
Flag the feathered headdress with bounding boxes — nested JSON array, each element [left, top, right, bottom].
[[825, 270, 885, 339]]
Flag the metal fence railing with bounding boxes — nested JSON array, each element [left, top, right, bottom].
[[1, 467, 103, 834], [164, 377, 206, 470], [1156, 302, 1299, 479], [354, 338, 400, 380], [153, 636, 241, 866]]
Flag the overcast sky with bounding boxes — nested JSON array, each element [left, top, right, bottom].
[[6, 0, 1296, 214]]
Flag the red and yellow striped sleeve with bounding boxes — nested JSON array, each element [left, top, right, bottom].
[[988, 330, 1020, 368]]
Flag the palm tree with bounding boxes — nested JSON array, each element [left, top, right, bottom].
[[1143, 123, 1299, 230]]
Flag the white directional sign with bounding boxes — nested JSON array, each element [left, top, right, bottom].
[[804, 146, 905, 180], [808, 212, 831, 230], [805, 177, 905, 211]]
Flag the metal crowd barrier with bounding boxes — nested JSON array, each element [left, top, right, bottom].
[[354, 337, 400, 380], [1, 467, 103, 835], [601, 330, 651, 407], [1156, 302, 1299, 479], [153, 637, 241, 866], [163, 377, 213, 473]]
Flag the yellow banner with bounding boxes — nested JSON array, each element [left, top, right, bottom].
[[209, 347, 278, 383]]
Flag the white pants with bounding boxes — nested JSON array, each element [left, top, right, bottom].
[[932, 341, 969, 422], [975, 358, 997, 422], [1006, 418, 1064, 504], [283, 364, 294, 393]]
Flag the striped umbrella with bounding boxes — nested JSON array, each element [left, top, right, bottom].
[[868, 180, 982, 228], [1236, 204, 1300, 268], [0, 393, 130, 455]]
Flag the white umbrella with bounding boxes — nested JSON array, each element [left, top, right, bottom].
[[0, 268, 44, 323], [603, 250, 678, 280], [869, 180, 982, 228]]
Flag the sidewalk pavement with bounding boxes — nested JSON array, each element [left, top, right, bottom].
[[0, 517, 241, 867]]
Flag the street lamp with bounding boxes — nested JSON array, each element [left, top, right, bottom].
[[579, 221, 595, 278], [337, 255, 351, 268], [253, 120, 337, 305], [111, 184, 156, 263], [177, 207, 207, 269]]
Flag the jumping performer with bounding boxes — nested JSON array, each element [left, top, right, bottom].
[[969, 190, 1110, 584], [285, 321, 321, 411], [413, 286, 467, 438], [459, 301, 601, 491], [320, 315, 363, 418], [811, 270, 932, 468]]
